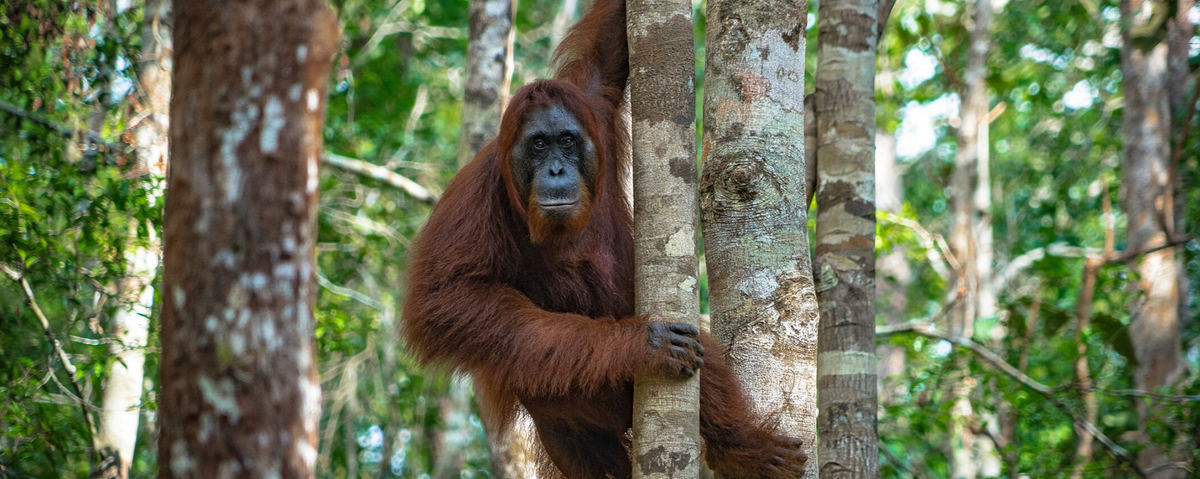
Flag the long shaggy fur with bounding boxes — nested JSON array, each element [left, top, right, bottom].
[[401, 0, 807, 477]]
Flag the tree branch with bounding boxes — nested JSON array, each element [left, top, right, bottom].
[[323, 153, 437, 203], [877, 322, 1147, 478], [1, 264, 97, 442], [0, 99, 112, 148]]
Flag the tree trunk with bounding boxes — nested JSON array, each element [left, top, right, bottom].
[[454, 1, 525, 475], [948, 1, 993, 477], [158, 1, 337, 477], [456, 0, 515, 169], [699, 1, 818, 477], [1120, 1, 1186, 477], [1167, 0, 1193, 356], [94, 1, 172, 477], [813, 0, 879, 476], [875, 131, 909, 404], [627, 0, 703, 476]]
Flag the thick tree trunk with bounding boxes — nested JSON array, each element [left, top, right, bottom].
[[158, 1, 337, 477], [1120, 2, 1186, 477], [813, 0, 879, 476], [699, 1, 817, 477], [456, 0, 515, 169], [627, 0, 702, 477], [94, 1, 172, 477], [948, 1, 993, 477]]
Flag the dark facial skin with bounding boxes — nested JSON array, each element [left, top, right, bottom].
[[508, 105, 599, 223]]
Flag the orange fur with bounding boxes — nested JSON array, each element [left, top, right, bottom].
[[400, 0, 807, 477]]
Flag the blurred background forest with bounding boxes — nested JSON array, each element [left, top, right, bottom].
[[0, 0, 1197, 477]]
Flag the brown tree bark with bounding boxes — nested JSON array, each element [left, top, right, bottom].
[[1120, 1, 1187, 477], [94, 1, 172, 477], [456, 0, 515, 169], [812, 0, 879, 476], [700, 0, 818, 477], [158, 1, 337, 477], [627, 0, 702, 476]]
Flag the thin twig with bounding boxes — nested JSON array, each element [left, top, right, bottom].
[[323, 153, 437, 204], [877, 322, 1147, 478], [1, 264, 97, 441]]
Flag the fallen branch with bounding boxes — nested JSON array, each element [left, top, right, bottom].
[[878, 322, 1147, 478], [323, 153, 437, 204]]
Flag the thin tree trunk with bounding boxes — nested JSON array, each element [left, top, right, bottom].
[[1070, 258, 1101, 479], [1120, 2, 1186, 477], [453, 3, 533, 475], [158, 1, 337, 477], [627, 0, 702, 476], [550, 0, 579, 51], [94, 1, 172, 477], [1167, 0, 1193, 354], [699, 1, 817, 477], [432, 377, 474, 479], [456, 0, 515, 169], [948, 1, 992, 477], [875, 131, 909, 404], [813, 0, 879, 476]]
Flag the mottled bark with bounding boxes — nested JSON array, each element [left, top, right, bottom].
[[947, 1, 993, 477], [158, 1, 337, 477], [627, 1, 702, 477], [1120, 1, 1186, 477], [94, 1, 172, 477], [699, 1, 817, 477], [813, 0, 879, 476], [457, 0, 515, 169]]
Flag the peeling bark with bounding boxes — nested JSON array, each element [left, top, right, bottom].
[[457, 0, 515, 169], [699, 1, 817, 477], [628, 0, 702, 477], [158, 1, 337, 477]]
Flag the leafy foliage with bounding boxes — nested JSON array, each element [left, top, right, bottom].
[[1, 0, 1197, 477]]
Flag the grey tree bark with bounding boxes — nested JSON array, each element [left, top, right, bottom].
[[627, 0, 702, 477], [451, 2, 530, 476], [699, 1, 818, 477], [158, 1, 337, 477], [456, 0, 515, 169], [812, 0, 879, 476], [1120, 1, 1187, 477], [94, 1, 172, 477]]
